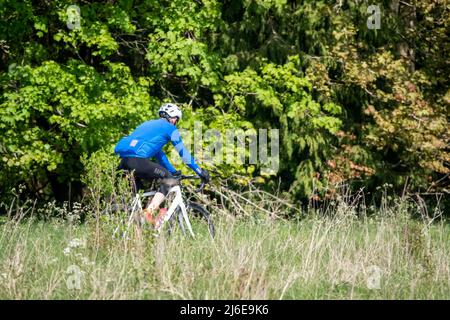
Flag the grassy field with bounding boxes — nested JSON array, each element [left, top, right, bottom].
[[0, 201, 449, 300]]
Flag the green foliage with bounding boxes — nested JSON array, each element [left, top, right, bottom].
[[0, 59, 152, 198], [145, 0, 223, 93], [215, 56, 342, 195], [322, 3, 450, 193], [175, 104, 257, 180], [0, 0, 448, 204]]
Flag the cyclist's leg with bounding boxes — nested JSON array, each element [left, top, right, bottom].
[[125, 157, 177, 194], [152, 176, 179, 229], [120, 158, 178, 224]]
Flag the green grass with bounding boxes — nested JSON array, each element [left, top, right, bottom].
[[0, 207, 449, 300]]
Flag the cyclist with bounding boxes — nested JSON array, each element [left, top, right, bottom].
[[114, 103, 210, 228]]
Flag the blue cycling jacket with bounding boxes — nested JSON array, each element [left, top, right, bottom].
[[114, 118, 201, 175]]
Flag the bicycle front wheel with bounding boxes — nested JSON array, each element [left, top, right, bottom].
[[185, 201, 215, 238]]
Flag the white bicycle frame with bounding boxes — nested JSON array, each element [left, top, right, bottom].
[[116, 185, 195, 238]]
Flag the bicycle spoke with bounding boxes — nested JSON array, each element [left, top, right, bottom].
[[187, 201, 215, 238]]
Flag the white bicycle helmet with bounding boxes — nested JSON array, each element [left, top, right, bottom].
[[158, 103, 182, 121]]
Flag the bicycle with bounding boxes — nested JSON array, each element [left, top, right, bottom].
[[113, 175, 215, 239]]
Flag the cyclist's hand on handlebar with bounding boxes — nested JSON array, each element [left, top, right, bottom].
[[198, 168, 210, 184], [171, 170, 182, 177]]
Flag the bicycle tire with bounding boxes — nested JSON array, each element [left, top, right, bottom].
[[167, 202, 215, 238], [165, 207, 187, 237], [186, 201, 215, 238]]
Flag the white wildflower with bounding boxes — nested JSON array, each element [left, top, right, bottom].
[[80, 257, 94, 266], [63, 247, 71, 256], [68, 238, 86, 248]]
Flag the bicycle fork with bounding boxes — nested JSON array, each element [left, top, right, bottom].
[[161, 186, 195, 238]]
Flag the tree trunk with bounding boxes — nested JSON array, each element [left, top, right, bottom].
[[390, 0, 416, 72]]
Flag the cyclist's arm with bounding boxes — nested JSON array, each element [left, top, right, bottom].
[[154, 150, 177, 175], [170, 129, 202, 175]]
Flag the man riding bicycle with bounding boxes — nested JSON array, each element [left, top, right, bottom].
[[114, 103, 210, 229]]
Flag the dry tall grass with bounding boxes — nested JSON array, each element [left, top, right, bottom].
[[0, 190, 449, 299]]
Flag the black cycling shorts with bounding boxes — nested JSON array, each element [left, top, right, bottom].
[[118, 157, 178, 195]]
